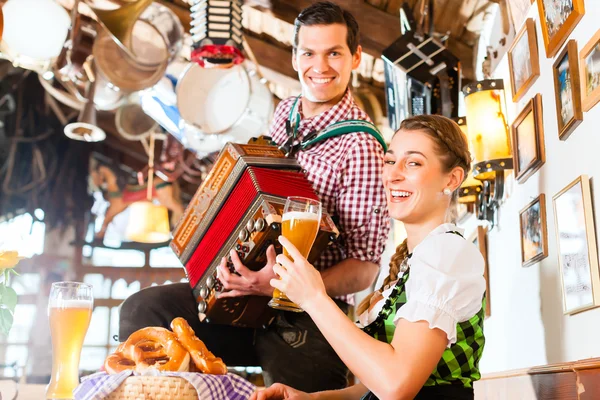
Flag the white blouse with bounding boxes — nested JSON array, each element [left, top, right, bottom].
[[356, 223, 486, 347]]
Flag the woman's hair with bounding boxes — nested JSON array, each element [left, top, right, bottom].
[[356, 115, 472, 316]]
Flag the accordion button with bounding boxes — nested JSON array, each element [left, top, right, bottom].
[[200, 286, 209, 298], [246, 220, 255, 232], [239, 229, 250, 242], [197, 300, 207, 314], [206, 276, 215, 289], [254, 218, 266, 232]]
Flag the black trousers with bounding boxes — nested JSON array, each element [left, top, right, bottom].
[[118, 283, 349, 392]]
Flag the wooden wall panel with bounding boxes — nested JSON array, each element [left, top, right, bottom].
[[475, 359, 600, 400]]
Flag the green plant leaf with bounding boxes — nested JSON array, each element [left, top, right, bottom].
[[0, 308, 13, 337], [0, 286, 17, 312]]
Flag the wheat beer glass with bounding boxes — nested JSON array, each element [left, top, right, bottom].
[[46, 282, 93, 400], [269, 196, 321, 312]]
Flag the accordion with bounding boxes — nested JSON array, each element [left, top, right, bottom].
[[171, 138, 339, 328]]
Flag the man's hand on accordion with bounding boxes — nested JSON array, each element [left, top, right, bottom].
[[217, 245, 279, 298]]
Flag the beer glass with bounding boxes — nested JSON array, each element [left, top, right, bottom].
[[269, 196, 321, 312], [46, 282, 93, 400]]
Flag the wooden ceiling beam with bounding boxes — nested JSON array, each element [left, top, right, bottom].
[[260, 0, 400, 57]]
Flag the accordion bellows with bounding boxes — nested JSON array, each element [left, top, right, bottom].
[[171, 139, 338, 328]]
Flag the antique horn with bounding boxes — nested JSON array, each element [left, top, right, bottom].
[[64, 58, 106, 142], [84, 0, 153, 60]]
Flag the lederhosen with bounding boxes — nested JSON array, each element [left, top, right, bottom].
[[360, 232, 486, 400]]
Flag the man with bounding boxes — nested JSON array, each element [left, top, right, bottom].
[[119, 1, 390, 392]]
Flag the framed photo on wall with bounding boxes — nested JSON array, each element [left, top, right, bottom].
[[511, 93, 545, 184], [553, 40, 583, 141], [507, 0, 536, 34], [579, 29, 600, 112], [536, 0, 585, 58], [553, 175, 600, 315], [472, 226, 491, 317], [508, 18, 540, 102], [519, 194, 548, 267]]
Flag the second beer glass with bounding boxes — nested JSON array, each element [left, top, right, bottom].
[[46, 282, 93, 400], [268, 196, 321, 312]]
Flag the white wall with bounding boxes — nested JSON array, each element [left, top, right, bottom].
[[476, 0, 600, 374]]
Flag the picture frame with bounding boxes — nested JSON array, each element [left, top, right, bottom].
[[536, 0, 585, 58], [552, 40, 583, 141], [508, 18, 540, 102], [511, 93, 545, 184], [507, 0, 536, 33], [553, 175, 600, 315], [471, 226, 491, 317], [519, 194, 549, 267], [579, 29, 600, 112]]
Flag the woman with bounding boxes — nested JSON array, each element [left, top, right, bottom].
[[251, 115, 486, 400]]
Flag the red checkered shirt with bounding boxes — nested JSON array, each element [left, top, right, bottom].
[[269, 90, 390, 304]]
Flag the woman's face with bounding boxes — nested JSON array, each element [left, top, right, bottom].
[[382, 129, 458, 224]]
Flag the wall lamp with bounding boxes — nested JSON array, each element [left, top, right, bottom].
[[463, 79, 513, 227], [454, 117, 482, 210]]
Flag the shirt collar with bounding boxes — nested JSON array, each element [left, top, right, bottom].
[[296, 89, 354, 134], [411, 223, 463, 254], [429, 223, 463, 236]]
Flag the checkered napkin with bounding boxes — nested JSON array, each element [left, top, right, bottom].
[[74, 370, 256, 400]]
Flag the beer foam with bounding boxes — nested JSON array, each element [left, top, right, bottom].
[[49, 299, 93, 309], [282, 211, 320, 221]]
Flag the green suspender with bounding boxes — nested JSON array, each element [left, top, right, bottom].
[[285, 96, 388, 153]]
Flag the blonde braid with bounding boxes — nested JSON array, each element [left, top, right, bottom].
[[356, 239, 408, 316]]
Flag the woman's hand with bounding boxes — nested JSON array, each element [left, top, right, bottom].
[[250, 383, 312, 400], [270, 236, 328, 313]]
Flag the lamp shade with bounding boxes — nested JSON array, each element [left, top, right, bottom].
[[454, 117, 482, 204], [1, 0, 70, 72], [125, 201, 171, 243], [463, 80, 511, 180]]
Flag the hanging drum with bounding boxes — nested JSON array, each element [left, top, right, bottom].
[[176, 62, 273, 152], [0, 0, 70, 74], [139, 75, 226, 158]]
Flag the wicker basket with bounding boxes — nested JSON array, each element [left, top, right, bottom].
[[105, 375, 199, 400]]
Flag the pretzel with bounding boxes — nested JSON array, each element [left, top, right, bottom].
[[104, 327, 190, 374], [171, 317, 228, 375]]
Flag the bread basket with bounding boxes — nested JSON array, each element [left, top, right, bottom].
[[105, 375, 198, 400]]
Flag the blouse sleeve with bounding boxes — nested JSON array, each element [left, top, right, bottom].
[[393, 232, 486, 347]]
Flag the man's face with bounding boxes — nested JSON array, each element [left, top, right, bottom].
[[292, 23, 362, 103]]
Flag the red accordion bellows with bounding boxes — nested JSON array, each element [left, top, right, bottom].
[[185, 167, 318, 288]]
